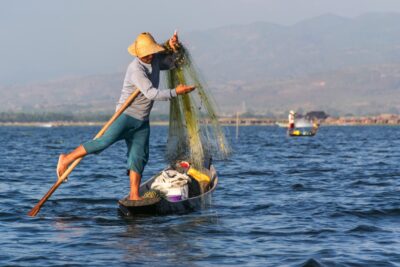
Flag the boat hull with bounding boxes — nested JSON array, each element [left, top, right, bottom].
[[118, 165, 218, 216], [288, 131, 316, 137], [288, 128, 318, 137]]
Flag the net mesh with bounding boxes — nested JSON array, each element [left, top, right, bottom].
[[165, 45, 231, 170]]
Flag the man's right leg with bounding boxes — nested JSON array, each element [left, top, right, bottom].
[[57, 114, 130, 180], [57, 145, 87, 179]]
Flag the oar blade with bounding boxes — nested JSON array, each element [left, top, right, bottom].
[[27, 206, 40, 217]]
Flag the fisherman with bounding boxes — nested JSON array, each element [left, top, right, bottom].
[[288, 110, 296, 131], [311, 120, 319, 134], [56, 31, 196, 201]]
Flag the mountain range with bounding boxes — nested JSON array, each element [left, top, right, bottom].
[[2, 13, 400, 116]]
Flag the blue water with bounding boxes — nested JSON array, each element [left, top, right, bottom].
[[1, 125, 399, 266]]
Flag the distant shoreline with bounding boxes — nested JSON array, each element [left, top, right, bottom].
[[1, 118, 400, 127], [2, 113, 400, 127], [0, 121, 166, 127]]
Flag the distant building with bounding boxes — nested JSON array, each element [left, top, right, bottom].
[[305, 111, 329, 120]]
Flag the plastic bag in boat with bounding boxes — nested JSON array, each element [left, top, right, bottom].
[[150, 170, 191, 200]]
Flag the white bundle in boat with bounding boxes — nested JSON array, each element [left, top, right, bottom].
[[150, 170, 191, 200]]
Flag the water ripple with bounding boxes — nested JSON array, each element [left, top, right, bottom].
[[0, 126, 399, 266]]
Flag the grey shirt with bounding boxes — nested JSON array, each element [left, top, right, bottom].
[[116, 53, 177, 121]]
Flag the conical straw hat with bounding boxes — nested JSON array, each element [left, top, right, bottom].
[[128, 32, 165, 58]]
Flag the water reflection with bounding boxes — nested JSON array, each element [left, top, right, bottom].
[[117, 211, 220, 263]]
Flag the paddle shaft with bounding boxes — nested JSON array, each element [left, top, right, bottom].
[[27, 89, 141, 217]]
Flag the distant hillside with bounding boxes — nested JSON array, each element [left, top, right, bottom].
[[2, 13, 400, 116], [211, 64, 400, 115], [186, 13, 400, 82], [0, 74, 123, 113]]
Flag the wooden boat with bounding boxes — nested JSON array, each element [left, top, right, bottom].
[[118, 164, 218, 216], [288, 127, 318, 137]]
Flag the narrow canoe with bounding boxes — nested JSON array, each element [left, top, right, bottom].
[[288, 131, 316, 137], [118, 164, 218, 216], [288, 127, 318, 137]]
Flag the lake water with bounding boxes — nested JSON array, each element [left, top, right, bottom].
[[0, 125, 399, 266]]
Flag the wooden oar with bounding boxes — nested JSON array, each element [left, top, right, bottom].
[[27, 89, 141, 217]]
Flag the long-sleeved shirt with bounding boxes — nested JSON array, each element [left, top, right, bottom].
[[116, 53, 177, 121], [288, 114, 295, 124]]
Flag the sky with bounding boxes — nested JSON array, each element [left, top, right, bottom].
[[2, 0, 400, 85]]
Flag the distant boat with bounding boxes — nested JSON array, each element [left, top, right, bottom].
[[294, 119, 313, 128], [38, 123, 53, 128], [288, 129, 317, 137], [288, 123, 319, 137]]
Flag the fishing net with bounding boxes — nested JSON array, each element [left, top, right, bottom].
[[165, 44, 231, 171]]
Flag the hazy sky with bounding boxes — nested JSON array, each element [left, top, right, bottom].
[[2, 0, 400, 85]]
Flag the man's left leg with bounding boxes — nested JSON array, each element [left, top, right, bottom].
[[125, 121, 150, 200], [129, 170, 142, 200]]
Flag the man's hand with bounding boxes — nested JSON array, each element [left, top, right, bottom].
[[176, 84, 196, 95], [169, 30, 179, 51]]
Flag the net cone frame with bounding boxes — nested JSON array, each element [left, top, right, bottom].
[[128, 32, 165, 58]]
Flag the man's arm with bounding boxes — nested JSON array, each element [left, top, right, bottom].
[[131, 69, 177, 101], [159, 31, 181, 70], [131, 68, 195, 100]]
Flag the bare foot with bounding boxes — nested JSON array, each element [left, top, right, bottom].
[[57, 154, 69, 181]]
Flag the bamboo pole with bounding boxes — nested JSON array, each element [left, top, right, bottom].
[[236, 111, 239, 140], [27, 89, 141, 217]]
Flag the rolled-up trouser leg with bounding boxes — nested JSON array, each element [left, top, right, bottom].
[[125, 121, 150, 175], [82, 114, 129, 154]]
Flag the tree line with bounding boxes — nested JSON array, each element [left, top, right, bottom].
[[0, 112, 172, 122]]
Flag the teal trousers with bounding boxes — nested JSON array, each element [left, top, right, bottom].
[[83, 114, 150, 175]]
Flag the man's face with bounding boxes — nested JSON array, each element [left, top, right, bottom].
[[140, 54, 154, 64]]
